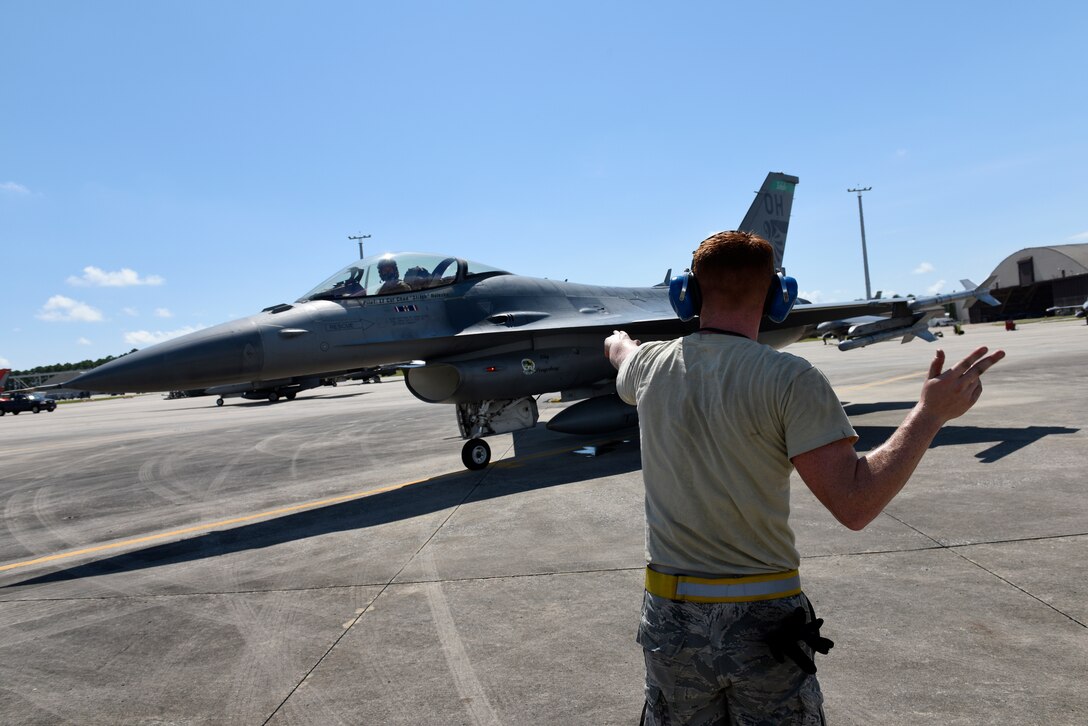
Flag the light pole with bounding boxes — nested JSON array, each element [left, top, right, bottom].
[[348, 234, 371, 259], [847, 187, 873, 300]]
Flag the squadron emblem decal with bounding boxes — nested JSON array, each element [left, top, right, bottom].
[[521, 358, 536, 375]]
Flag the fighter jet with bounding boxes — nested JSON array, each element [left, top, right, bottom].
[[170, 366, 387, 406], [65, 172, 999, 469]]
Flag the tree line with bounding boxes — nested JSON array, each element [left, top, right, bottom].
[[12, 350, 138, 376]]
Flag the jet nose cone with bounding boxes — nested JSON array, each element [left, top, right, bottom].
[[68, 320, 265, 393]]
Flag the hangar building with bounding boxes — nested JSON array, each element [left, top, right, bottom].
[[969, 243, 1088, 322]]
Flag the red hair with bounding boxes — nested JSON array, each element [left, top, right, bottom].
[[691, 230, 773, 309]]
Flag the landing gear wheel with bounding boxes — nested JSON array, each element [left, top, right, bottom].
[[267, 391, 280, 403], [462, 438, 491, 470], [285, 391, 297, 400], [216, 398, 224, 407]]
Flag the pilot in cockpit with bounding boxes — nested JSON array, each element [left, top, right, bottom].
[[404, 266, 431, 290], [377, 259, 412, 294]]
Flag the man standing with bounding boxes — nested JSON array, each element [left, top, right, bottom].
[[605, 230, 1004, 725]]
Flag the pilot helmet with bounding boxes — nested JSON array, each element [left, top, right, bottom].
[[378, 259, 399, 280]]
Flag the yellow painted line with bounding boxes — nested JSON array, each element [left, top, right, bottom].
[[2, 434, 628, 574], [0, 475, 435, 574], [836, 370, 924, 393]]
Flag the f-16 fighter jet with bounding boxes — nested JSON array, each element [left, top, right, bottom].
[[66, 173, 997, 468]]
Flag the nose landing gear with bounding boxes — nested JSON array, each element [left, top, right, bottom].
[[462, 439, 491, 470]]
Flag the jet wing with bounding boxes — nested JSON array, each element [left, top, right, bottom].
[[798, 278, 1000, 350]]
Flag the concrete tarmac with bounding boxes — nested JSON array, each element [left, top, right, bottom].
[[0, 319, 1085, 725]]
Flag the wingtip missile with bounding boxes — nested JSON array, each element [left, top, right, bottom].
[[908, 278, 1000, 312], [837, 318, 935, 351]]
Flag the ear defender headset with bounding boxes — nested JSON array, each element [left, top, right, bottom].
[[668, 268, 798, 324]]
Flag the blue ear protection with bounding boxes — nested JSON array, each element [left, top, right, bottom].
[[764, 271, 799, 324], [669, 270, 798, 324], [668, 272, 702, 322]]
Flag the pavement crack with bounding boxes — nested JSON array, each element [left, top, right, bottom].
[[260, 464, 498, 725], [954, 551, 1087, 629], [869, 514, 1087, 629]]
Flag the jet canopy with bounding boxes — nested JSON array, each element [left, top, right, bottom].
[[298, 253, 509, 302]]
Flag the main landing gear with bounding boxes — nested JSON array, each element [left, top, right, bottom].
[[454, 397, 539, 470]]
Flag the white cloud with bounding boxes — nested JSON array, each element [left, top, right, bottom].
[[1068, 231, 1088, 241], [67, 266, 164, 287], [895, 149, 908, 159], [913, 262, 934, 274], [154, 307, 173, 318], [926, 280, 946, 295], [37, 295, 104, 322], [1, 181, 30, 195], [799, 290, 825, 303], [124, 325, 204, 347], [0, 356, 10, 367], [122, 307, 139, 317], [77, 337, 92, 345]]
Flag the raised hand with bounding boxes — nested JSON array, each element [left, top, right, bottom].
[[919, 346, 1006, 424]]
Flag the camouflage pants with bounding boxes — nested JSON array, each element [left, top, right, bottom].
[[638, 591, 826, 725]]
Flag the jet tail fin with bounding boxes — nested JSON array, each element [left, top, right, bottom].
[[0, 368, 10, 392], [738, 172, 799, 270], [960, 277, 1000, 307]]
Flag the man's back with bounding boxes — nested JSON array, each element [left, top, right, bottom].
[[617, 333, 855, 576]]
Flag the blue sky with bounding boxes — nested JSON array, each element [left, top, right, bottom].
[[3, 1, 1086, 369]]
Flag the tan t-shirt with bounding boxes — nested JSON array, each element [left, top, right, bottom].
[[617, 333, 857, 576]]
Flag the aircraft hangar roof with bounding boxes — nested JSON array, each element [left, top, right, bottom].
[[989, 243, 1088, 288]]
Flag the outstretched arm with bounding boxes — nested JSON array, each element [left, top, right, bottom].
[[604, 330, 641, 370], [792, 346, 1005, 531]]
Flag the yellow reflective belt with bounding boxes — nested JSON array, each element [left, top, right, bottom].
[[645, 567, 801, 603]]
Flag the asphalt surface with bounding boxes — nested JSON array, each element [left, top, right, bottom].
[[0, 319, 1085, 725]]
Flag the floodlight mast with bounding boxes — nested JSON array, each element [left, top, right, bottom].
[[348, 233, 372, 259], [848, 187, 873, 300]]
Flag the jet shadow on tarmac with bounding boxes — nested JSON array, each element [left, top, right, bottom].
[[1, 431, 641, 590], [841, 401, 917, 417], [851, 423, 1078, 463]]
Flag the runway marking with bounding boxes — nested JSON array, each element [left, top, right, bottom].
[[0, 435, 631, 575], [419, 551, 501, 725], [836, 370, 925, 393], [0, 476, 435, 574]]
